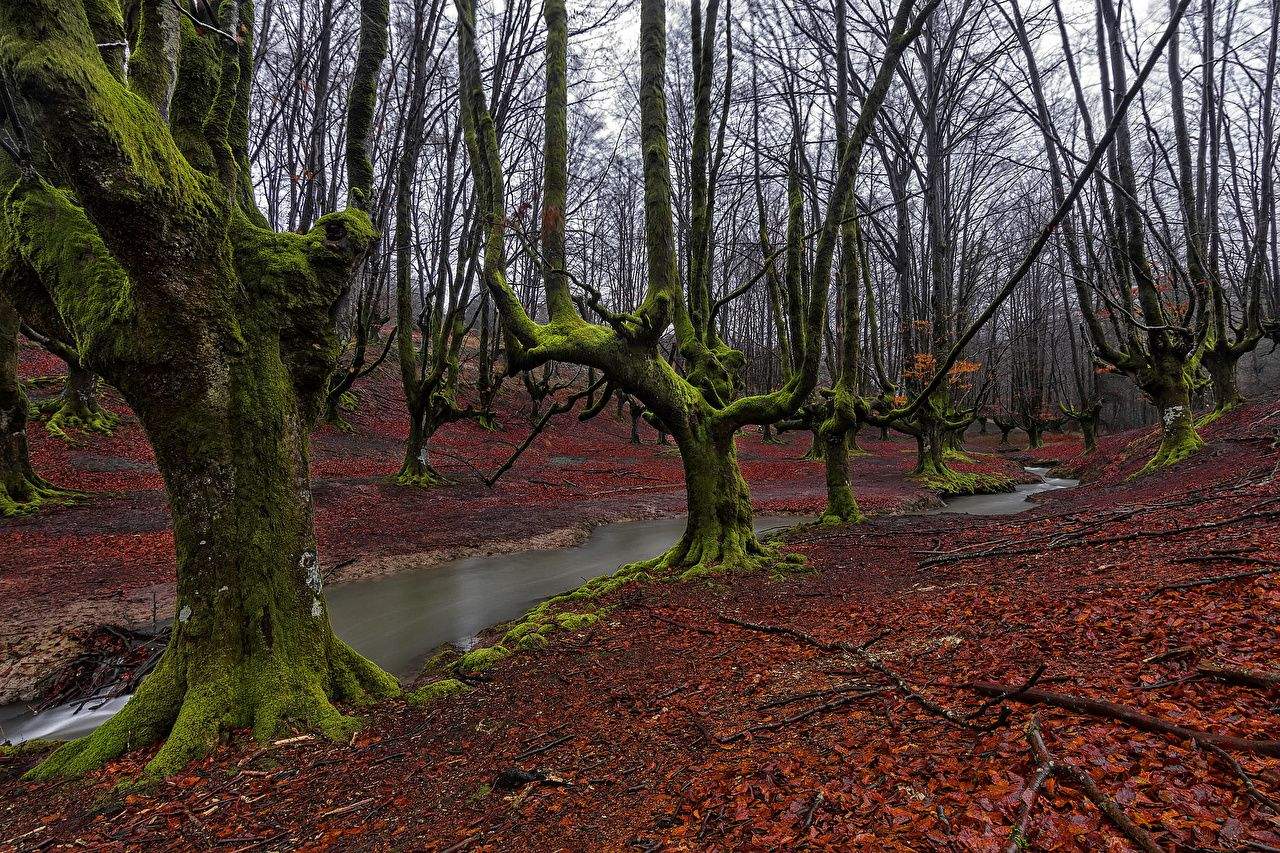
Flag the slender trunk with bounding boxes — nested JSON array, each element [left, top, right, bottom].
[[1081, 417, 1098, 454], [820, 417, 863, 523]]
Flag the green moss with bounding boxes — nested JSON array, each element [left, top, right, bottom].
[[942, 448, 975, 464], [407, 678, 470, 706], [554, 612, 599, 631], [4, 179, 136, 366], [913, 468, 1016, 498], [517, 633, 549, 650], [1195, 406, 1232, 429], [0, 738, 60, 758], [43, 398, 120, 441], [453, 645, 510, 676]]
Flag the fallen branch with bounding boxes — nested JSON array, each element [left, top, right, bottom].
[[1195, 661, 1280, 690], [721, 616, 1009, 731], [1199, 741, 1279, 814], [717, 687, 890, 743], [1149, 564, 1280, 595], [512, 734, 573, 761], [1006, 718, 1053, 853], [967, 682, 1280, 756], [1021, 715, 1161, 852]]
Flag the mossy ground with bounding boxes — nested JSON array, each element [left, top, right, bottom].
[[911, 467, 1016, 498]]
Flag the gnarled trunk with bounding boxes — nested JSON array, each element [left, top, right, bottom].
[[635, 414, 774, 578], [31, 327, 398, 779], [1141, 368, 1203, 471]]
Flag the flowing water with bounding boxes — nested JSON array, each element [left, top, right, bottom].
[[0, 515, 797, 746], [2, 466, 1077, 746], [927, 466, 1078, 515]]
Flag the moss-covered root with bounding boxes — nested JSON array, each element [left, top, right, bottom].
[[407, 678, 470, 705], [622, 523, 805, 582], [393, 464, 453, 488], [1137, 427, 1204, 475], [912, 464, 1016, 498], [0, 475, 80, 517], [43, 398, 120, 442], [24, 638, 399, 781], [819, 500, 866, 526]]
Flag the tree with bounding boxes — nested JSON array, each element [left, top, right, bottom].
[[457, 0, 929, 575], [0, 293, 77, 515], [1, 0, 398, 779]]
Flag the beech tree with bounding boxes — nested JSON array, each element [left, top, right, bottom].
[[0, 0, 398, 778], [457, 0, 933, 574]]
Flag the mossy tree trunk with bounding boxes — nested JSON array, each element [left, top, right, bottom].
[[43, 357, 119, 440], [0, 295, 74, 516], [35, 325, 398, 779], [1138, 365, 1203, 471], [1, 0, 397, 779], [1203, 342, 1243, 412]]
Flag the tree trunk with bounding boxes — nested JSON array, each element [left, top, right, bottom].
[[1081, 417, 1098, 454], [803, 427, 825, 460], [1027, 424, 1044, 449], [1203, 342, 1243, 412], [1, 299, 73, 516], [43, 358, 119, 440], [30, 329, 398, 780], [395, 403, 450, 487], [634, 417, 781, 578], [820, 416, 863, 524], [1141, 369, 1203, 471]]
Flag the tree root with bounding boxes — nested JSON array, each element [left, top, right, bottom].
[[42, 400, 120, 442], [622, 527, 804, 581], [1, 476, 81, 517], [393, 466, 454, 488], [24, 636, 398, 781]]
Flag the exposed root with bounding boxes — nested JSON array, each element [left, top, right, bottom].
[[1135, 430, 1203, 476], [621, 525, 804, 582], [393, 466, 454, 488], [24, 637, 398, 781], [818, 504, 866, 526], [42, 399, 120, 442], [1, 475, 81, 517]]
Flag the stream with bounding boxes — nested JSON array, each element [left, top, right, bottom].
[[1, 466, 1077, 747]]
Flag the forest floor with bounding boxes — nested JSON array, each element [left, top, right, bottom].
[[2, 347, 1278, 851], [0, 341, 1037, 704]]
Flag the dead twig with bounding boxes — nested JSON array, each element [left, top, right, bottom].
[[1149, 565, 1280, 595], [720, 616, 1010, 732]]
